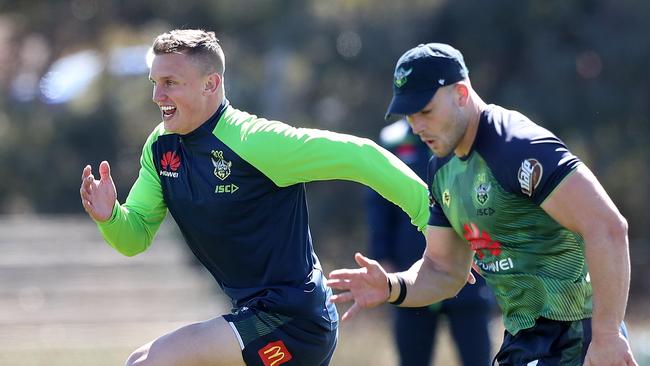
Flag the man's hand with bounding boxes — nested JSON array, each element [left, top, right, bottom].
[[583, 332, 638, 366], [80, 161, 117, 222], [327, 253, 390, 322]]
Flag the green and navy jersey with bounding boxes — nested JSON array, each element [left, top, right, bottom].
[[97, 100, 430, 330], [427, 104, 591, 335]]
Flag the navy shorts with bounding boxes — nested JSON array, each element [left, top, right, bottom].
[[223, 306, 338, 366], [493, 317, 629, 366]]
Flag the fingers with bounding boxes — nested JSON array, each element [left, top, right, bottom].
[[80, 164, 98, 216], [80, 165, 95, 202], [81, 197, 94, 213], [354, 252, 374, 267], [340, 303, 360, 322], [81, 164, 92, 180], [327, 277, 350, 290], [99, 161, 111, 181], [329, 291, 354, 304], [328, 268, 365, 280]]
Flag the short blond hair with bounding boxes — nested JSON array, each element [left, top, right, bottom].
[[152, 29, 225, 76]]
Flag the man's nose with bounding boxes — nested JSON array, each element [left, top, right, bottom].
[[152, 86, 165, 103], [409, 117, 425, 135]]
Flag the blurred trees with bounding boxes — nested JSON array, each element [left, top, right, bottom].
[[0, 0, 648, 296]]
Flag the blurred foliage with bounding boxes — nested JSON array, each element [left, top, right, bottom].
[[0, 0, 648, 297]]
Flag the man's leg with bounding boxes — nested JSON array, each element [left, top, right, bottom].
[[444, 302, 492, 366], [126, 316, 245, 366], [393, 306, 439, 366]]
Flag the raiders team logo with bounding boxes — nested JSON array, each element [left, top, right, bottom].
[[394, 66, 413, 88], [475, 182, 491, 205], [211, 150, 232, 180], [518, 158, 543, 197]]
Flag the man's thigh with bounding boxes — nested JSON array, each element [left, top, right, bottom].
[[225, 307, 337, 366], [126, 316, 245, 366]]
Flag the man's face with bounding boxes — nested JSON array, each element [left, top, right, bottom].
[[405, 85, 468, 157], [149, 52, 211, 134]]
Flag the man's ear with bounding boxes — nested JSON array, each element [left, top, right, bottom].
[[455, 82, 470, 107], [204, 73, 221, 95]]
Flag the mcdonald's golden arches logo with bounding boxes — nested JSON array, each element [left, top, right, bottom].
[[258, 340, 293, 366]]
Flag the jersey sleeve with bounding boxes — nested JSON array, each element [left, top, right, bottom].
[[478, 108, 582, 205], [216, 108, 430, 232], [426, 156, 452, 227], [96, 126, 168, 256]]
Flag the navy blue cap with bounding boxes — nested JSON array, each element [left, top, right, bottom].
[[385, 43, 468, 119]]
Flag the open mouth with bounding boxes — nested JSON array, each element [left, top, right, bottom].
[[160, 105, 177, 118]]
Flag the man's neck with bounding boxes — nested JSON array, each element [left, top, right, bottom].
[[454, 96, 487, 157]]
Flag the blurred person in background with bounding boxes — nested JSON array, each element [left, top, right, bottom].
[[329, 43, 638, 366], [79, 28, 433, 366], [366, 117, 493, 366]]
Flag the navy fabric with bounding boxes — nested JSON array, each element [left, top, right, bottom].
[[392, 286, 493, 366], [494, 318, 629, 365], [493, 317, 592, 366], [471, 104, 581, 205], [386, 43, 468, 118], [151, 100, 337, 332], [224, 307, 337, 366]]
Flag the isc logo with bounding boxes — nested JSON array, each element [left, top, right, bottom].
[[215, 184, 239, 194]]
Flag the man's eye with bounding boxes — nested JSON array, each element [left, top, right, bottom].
[[165, 80, 175, 86]]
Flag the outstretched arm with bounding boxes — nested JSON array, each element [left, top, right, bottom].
[[328, 226, 474, 321], [541, 164, 637, 366]]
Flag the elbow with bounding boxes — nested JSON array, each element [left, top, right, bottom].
[[119, 249, 144, 257], [438, 269, 468, 300], [609, 213, 629, 247], [109, 242, 148, 257], [447, 274, 469, 298], [604, 211, 628, 245], [616, 214, 629, 237], [585, 211, 629, 249]]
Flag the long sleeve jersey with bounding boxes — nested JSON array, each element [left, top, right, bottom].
[[97, 100, 430, 329]]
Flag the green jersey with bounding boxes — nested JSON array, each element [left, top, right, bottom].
[[427, 105, 591, 335]]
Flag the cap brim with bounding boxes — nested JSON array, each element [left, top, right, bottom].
[[384, 89, 437, 120]]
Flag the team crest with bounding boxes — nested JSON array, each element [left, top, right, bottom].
[[442, 189, 451, 207], [475, 182, 491, 205], [211, 150, 232, 181], [394, 66, 413, 88]]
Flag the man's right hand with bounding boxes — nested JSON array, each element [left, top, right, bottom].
[[327, 253, 391, 322], [80, 161, 117, 222]]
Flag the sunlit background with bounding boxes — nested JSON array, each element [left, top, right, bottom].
[[0, 1, 648, 365]]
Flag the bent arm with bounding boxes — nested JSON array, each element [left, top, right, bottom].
[[98, 133, 167, 256], [541, 164, 630, 335], [389, 225, 474, 307]]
